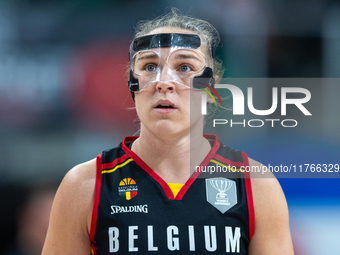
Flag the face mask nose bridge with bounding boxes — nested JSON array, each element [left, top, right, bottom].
[[157, 60, 179, 82]]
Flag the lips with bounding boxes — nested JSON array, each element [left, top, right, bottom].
[[154, 99, 176, 113], [155, 104, 174, 109], [154, 100, 176, 109]]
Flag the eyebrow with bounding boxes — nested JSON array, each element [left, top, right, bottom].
[[136, 52, 203, 62], [136, 53, 159, 61], [173, 53, 203, 62]]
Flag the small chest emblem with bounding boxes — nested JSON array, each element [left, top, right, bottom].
[[118, 178, 138, 200], [206, 178, 237, 213]]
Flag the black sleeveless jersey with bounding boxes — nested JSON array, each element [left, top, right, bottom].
[[90, 134, 254, 254]]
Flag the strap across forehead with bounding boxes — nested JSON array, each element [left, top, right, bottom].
[[132, 33, 201, 51]]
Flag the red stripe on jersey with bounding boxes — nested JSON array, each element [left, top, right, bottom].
[[242, 152, 255, 240], [175, 134, 220, 200], [102, 154, 129, 170], [122, 137, 175, 200], [213, 154, 246, 168], [90, 154, 103, 246]]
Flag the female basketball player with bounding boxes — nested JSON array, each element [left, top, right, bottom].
[[42, 10, 294, 255]]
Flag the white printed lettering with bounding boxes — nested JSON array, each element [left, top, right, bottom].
[[225, 226, 240, 253], [108, 227, 119, 252], [204, 226, 217, 251], [188, 225, 195, 251], [128, 226, 138, 252], [167, 225, 180, 251], [147, 225, 158, 251]]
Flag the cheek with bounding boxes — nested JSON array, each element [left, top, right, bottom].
[[188, 92, 206, 119], [134, 94, 148, 119], [137, 76, 151, 88], [190, 92, 204, 108]]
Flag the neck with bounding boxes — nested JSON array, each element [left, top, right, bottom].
[[131, 125, 211, 184]]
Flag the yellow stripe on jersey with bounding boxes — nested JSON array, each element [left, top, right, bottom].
[[168, 183, 184, 198], [126, 191, 131, 200], [210, 159, 244, 172], [101, 158, 134, 174]]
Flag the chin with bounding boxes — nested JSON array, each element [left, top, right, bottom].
[[153, 122, 188, 137]]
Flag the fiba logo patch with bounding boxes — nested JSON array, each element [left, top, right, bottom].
[[206, 178, 237, 213], [118, 178, 138, 200]]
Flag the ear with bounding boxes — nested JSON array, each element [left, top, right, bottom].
[[206, 74, 220, 104], [203, 87, 215, 104], [207, 93, 214, 104], [213, 74, 220, 84]]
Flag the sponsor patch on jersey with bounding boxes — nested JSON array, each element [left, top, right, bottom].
[[118, 178, 138, 200], [111, 204, 148, 214], [206, 178, 237, 213]]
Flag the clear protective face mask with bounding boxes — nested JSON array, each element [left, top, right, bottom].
[[128, 33, 215, 93]]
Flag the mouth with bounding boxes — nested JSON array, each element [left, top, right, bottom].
[[154, 99, 176, 108], [154, 100, 176, 113], [155, 104, 175, 109]]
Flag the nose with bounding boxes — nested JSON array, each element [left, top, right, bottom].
[[155, 66, 176, 92], [155, 80, 175, 92]]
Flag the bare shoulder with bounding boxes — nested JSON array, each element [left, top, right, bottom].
[[60, 158, 97, 204], [42, 158, 97, 255], [248, 158, 280, 195], [247, 158, 294, 255], [58, 158, 97, 220]]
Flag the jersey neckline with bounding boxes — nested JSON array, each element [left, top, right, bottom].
[[121, 134, 221, 200]]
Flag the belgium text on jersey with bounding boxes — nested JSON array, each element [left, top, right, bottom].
[[111, 204, 148, 214], [108, 225, 241, 253]]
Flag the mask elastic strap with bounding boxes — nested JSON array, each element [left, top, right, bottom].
[[128, 70, 139, 101], [192, 67, 215, 89]]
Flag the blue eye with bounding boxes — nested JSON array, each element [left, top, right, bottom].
[[180, 65, 191, 72], [146, 65, 156, 72]]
